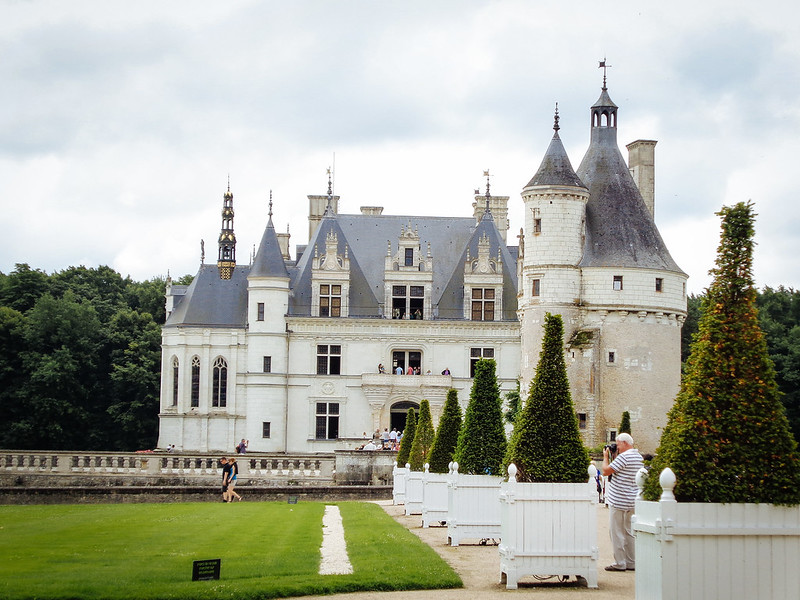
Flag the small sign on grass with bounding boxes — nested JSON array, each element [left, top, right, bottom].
[[192, 559, 221, 581], [288, 495, 298, 504]]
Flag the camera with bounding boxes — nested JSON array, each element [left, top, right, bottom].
[[605, 443, 617, 454]]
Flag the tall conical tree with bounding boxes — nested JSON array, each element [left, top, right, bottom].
[[428, 389, 462, 473], [396, 407, 417, 467], [504, 313, 589, 482], [454, 359, 507, 475], [409, 399, 435, 471], [644, 202, 800, 504], [619, 411, 631, 435]]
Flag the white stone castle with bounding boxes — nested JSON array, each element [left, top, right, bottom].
[[157, 79, 687, 454]]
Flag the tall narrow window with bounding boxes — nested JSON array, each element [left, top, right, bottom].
[[655, 278, 663, 292], [578, 412, 587, 430], [319, 284, 342, 317], [263, 356, 272, 373], [613, 275, 623, 291], [534, 218, 542, 234], [470, 347, 495, 377], [532, 278, 541, 297], [471, 288, 495, 321], [172, 358, 179, 406], [262, 422, 271, 438], [404, 248, 414, 266], [316, 344, 341, 375], [316, 402, 340, 439], [191, 356, 200, 407], [212, 357, 227, 408], [257, 302, 265, 321]]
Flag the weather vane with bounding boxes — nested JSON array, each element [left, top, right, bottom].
[[599, 58, 611, 89]]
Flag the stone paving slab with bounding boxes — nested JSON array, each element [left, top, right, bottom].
[[294, 500, 635, 600]]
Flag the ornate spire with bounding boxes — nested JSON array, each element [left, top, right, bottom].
[[268, 189, 273, 219], [324, 167, 335, 216], [217, 181, 236, 279], [483, 169, 492, 214], [554, 102, 560, 132], [599, 58, 611, 90]]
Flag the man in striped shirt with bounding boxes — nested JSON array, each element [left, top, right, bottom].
[[602, 432, 643, 572]]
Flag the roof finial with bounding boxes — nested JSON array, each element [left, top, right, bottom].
[[200, 239, 205, 263], [554, 102, 560, 132], [483, 169, 491, 213], [268, 189, 273, 218], [227, 174, 230, 193], [324, 167, 334, 216], [599, 58, 611, 90]]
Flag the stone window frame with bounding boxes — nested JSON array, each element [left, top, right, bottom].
[[469, 347, 495, 378], [315, 402, 340, 440], [212, 356, 228, 408], [319, 284, 342, 317], [190, 356, 200, 407], [613, 275, 623, 291], [470, 287, 496, 321], [263, 356, 271, 373], [316, 344, 342, 375], [172, 357, 179, 406]]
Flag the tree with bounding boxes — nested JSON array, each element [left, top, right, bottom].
[[0, 263, 50, 313], [396, 408, 416, 467], [504, 313, 589, 482], [619, 411, 631, 435], [503, 382, 521, 424], [644, 202, 800, 504], [681, 294, 703, 364], [454, 358, 507, 475], [757, 286, 800, 441], [409, 399, 435, 471], [428, 389, 462, 473]]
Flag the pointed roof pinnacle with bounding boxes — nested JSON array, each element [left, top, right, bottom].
[[483, 169, 492, 214], [599, 58, 611, 90], [324, 167, 335, 216], [554, 102, 560, 132]]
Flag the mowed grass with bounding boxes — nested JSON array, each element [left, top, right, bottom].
[[0, 501, 462, 600]]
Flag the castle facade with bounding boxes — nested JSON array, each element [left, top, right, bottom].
[[157, 82, 687, 454]]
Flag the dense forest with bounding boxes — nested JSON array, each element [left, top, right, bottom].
[[1, 263, 798, 450]]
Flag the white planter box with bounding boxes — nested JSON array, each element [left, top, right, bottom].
[[392, 463, 408, 505], [405, 468, 424, 515], [635, 467, 800, 600], [447, 462, 502, 546], [498, 464, 599, 589], [421, 463, 451, 528]]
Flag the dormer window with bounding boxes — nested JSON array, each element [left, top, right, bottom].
[[404, 248, 414, 266], [392, 285, 424, 319], [471, 288, 495, 321], [320, 284, 342, 317]]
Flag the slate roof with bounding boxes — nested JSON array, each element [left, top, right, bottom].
[[164, 263, 250, 328], [576, 88, 684, 274], [250, 216, 290, 279], [525, 129, 587, 190], [289, 211, 519, 319]]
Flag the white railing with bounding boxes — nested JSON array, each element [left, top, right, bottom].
[[1, 451, 335, 483]]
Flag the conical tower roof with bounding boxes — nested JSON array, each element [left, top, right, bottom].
[[525, 108, 587, 190], [250, 198, 289, 279], [576, 85, 684, 273]]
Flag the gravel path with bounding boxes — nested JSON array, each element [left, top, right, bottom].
[[319, 504, 353, 575]]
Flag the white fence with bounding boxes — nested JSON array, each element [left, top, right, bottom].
[[421, 464, 450, 528], [498, 464, 599, 589], [392, 464, 408, 505], [446, 462, 502, 546], [405, 469, 424, 515], [634, 467, 800, 600]]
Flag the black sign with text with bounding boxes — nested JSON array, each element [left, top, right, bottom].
[[192, 559, 221, 581]]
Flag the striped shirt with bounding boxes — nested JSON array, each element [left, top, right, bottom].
[[606, 449, 643, 510]]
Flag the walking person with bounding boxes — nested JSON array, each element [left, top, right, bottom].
[[227, 457, 242, 501], [220, 457, 232, 502], [601, 432, 643, 571]]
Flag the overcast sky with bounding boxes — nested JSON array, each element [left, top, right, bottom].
[[2, 0, 799, 294]]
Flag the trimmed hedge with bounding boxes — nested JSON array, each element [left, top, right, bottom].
[[428, 389, 462, 473], [409, 399, 435, 471]]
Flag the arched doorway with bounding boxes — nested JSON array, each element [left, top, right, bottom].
[[390, 400, 419, 434]]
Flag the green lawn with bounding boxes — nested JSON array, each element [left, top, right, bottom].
[[0, 501, 462, 600]]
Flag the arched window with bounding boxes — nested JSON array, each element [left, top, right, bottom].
[[172, 357, 179, 406], [212, 357, 228, 408], [191, 356, 200, 407]]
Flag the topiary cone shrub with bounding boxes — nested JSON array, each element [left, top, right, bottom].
[[643, 202, 800, 504], [428, 389, 462, 473], [619, 411, 631, 435], [396, 407, 417, 467], [409, 399, 435, 471], [453, 358, 507, 475], [504, 312, 589, 483]]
